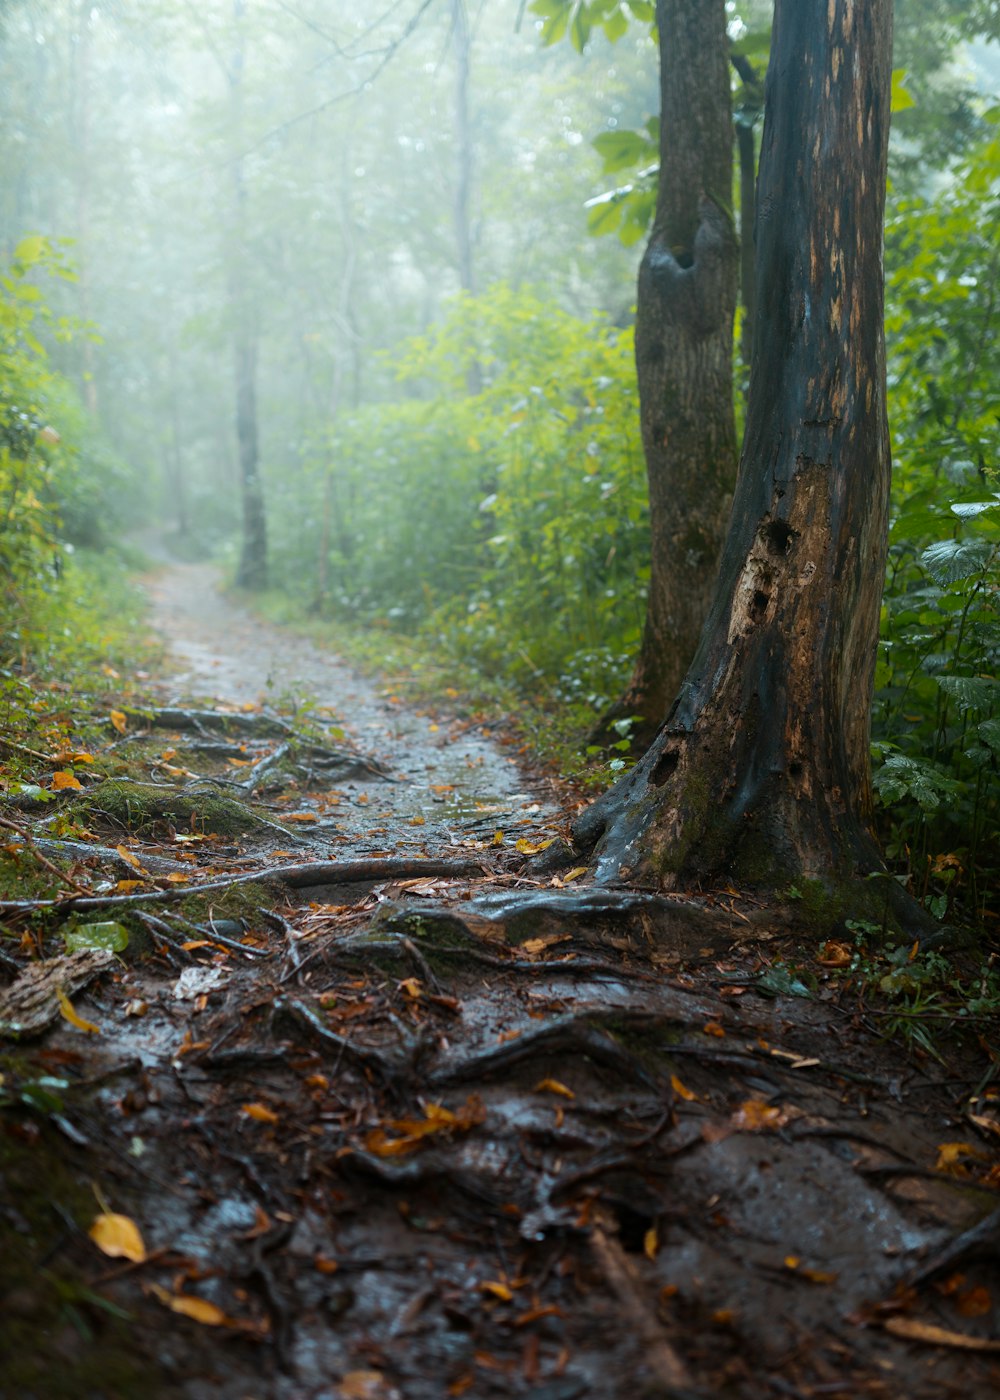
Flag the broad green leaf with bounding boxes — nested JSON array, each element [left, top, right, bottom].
[[937, 675, 1000, 714], [64, 922, 130, 954], [920, 537, 994, 585], [593, 128, 651, 173]]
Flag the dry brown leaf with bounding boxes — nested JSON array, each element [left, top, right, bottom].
[[883, 1316, 1000, 1351]]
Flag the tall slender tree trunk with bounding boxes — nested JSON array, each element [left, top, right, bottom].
[[595, 0, 738, 748], [579, 0, 899, 916], [72, 0, 99, 418], [229, 0, 267, 591]]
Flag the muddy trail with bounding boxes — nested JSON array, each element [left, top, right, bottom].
[[2, 560, 999, 1400]]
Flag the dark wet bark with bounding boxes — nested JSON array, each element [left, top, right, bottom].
[[579, 0, 897, 904], [594, 0, 738, 748], [736, 118, 756, 373]]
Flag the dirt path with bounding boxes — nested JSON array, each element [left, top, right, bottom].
[[2, 564, 999, 1399]]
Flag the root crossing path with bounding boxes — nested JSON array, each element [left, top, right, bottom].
[[1, 558, 998, 1400]]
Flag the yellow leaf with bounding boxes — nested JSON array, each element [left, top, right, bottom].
[[89, 1212, 146, 1263], [51, 770, 83, 791], [480, 1280, 514, 1301], [644, 1226, 659, 1260], [515, 837, 555, 855], [398, 978, 422, 1000], [115, 880, 144, 893], [492, 830, 505, 846], [110, 710, 128, 734], [147, 1282, 230, 1327], [116, 844, 143, 870], [242, 1102, 280, 1124], [670, 1074, 698, 1102], [226, 757, 251, 768], [935, 1141, 989, 1174], [57, 989, 101, 1034], [534, 1078, 575, 1099], [409, 815, 426, 826], [561, 866, 588, 883], [163, 872, 191, 884]]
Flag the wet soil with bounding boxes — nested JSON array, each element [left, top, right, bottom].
[[2, 562, 999, 1400]]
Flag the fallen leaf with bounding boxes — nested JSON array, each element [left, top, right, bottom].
[[732, 1099, 788, 1131], [671, 1074, 698, 1102], [110, 710, 128, 734], [883, 1316, 1000, 1351], [57, 989, 101, 1034], [242, 1102, 280, 1124], [398, 977, 423, 1000], [51, 770, 83, 791], [644, 1226, 659, 1260], [285, 812, 319, 823], [116, 844, 144, 870], [364, 1096, 485, 1156], [561, 866, 589, 883], [533, 1078, 575, 1100], [703, 1021, 726, 1038], [89, 1212, 146, 1262], [480, 1280, 514, 1302], [935, 1141, 989, 1175], [314, 1254, 339, 1274], [146, 1282, 232, 1327], [515, 837, 555, 855], [817, 941, 852, 967]]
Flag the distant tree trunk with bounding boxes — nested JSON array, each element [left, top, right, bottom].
[[72, 0, 99, 418], [229, 0, 267, 590], [578, 0, 900, 917], [736, 119, 756, 372], [594, 0, 738, 749]]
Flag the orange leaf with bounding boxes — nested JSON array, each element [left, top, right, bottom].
[[398, 977, 422, 1000], [51, 770, 83, 791], [480, 1280, 514, 1302], [242, 1102, 280, 1124], [732, 1099, 788, 1132], [670, 1074, 698, 1102], [146, 1282, 231, 1327], [110, 710, 128, 734], [533, 1078, 575, 1100], [116, 844, 143, 870], [284, 812, 319, 823], [703, 1021, 726, 1038]]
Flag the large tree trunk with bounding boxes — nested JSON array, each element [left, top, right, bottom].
[[595, 0, 738, 748], [579, 0, 896, 911]]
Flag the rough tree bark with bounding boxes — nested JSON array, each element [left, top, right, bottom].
[[578, 0, 899, 916], [594, 0, 739, 749]]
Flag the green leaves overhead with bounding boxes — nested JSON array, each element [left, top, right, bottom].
[[530, 1, 653, 52]]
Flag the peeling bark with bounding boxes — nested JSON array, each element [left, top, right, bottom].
[[580, 0, 898, 908]]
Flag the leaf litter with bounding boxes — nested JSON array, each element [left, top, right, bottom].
[[1, 558, 999, 1398]]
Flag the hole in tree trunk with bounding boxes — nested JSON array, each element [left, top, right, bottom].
[[764, 520, 795, 556], [750, 590, 770, 622], [650, 748, 680, 786]]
